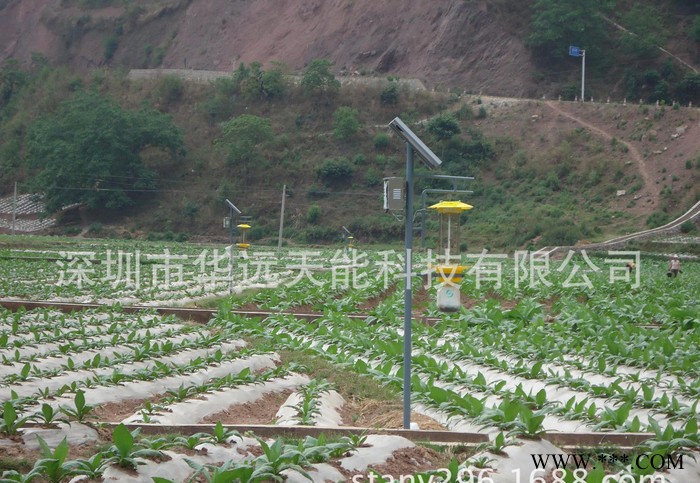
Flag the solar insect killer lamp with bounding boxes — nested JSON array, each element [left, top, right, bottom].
[[428, 200, 473, 312], [236, 224, 251, 250]]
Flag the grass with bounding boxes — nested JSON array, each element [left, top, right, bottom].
[[186, 292, 270, 309], [0, 456, 34, 472], [277, 348, 400, 402]]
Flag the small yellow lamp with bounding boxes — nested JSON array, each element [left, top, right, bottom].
[[427, 200, 473, 311], [236, 223, 251, 250]]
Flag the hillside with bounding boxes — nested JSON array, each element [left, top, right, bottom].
[[1, 0, 698, 99], [0, 62, 698, 250], [0, 1, 699, 250]]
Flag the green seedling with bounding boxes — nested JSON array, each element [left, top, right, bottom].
[[67, 452, 109, 479], [34, 403, 69, 427], [104, 423, 164, 469], [59, 390, 96, 423], [33, 437, 75, 483], [0, 401, 36, 436], [211, 421, 242, 444]]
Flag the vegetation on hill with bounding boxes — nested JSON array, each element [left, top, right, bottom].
[[0, 52, 698, 250], [26, 91, 183, 212]]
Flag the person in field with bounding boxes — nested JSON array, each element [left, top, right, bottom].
[[668, 255, 681, 278]]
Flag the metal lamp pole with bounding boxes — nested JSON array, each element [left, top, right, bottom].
[[228, 207, 235, 295], [581, 49, 586, 101], [403, 142, 414, 430]]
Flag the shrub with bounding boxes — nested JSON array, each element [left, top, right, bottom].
[[306, 204, 321, 224], [646, 211, 670, 228], [364, 167, 382, 187], [155, 75, 184, 105], [373, 133, 390, 150], [456, 104, 474, 120], [540, 223, 583, 246], [300, 226, 337, 243], [380, 82, 399, 105], [333, 106, 361, 140], [315, 157, 354, 186], [680, 220, 697, 234], [183, 199, 199, 219], [353, 153, 367, 165], [103, 34, 119, 61], [87, 222, 103, 234]]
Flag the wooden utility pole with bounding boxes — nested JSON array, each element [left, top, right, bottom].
[[11, 181, 17, 235], [278, 184, 286, 250]]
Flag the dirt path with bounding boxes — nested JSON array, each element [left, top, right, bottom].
[[545, 101, 658, 205]]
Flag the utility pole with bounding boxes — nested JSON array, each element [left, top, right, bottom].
[[11, 181, 17, 235], [581, 49, 586, 102], [569, 45, 586, 101], [278, 184, 286, 250]]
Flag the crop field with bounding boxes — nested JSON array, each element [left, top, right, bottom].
[[0, 236, 699, 482]]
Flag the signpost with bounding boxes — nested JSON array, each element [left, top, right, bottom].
[[224, 199, 241, 294], [569, 45, 586, 101]]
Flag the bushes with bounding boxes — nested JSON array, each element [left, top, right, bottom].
[[315, 157, 354, 186], [373, 133, 390, 150], [680, 220, 697, 234], [427, 113, 460, 140], [646, 211, 670, 228], [306, 204, 321, 224], [380, 82, 399, 105], [155, 76, 184, 105], [540, 223, 583, 246], [300, 226, 337, 243], [333, 106, 361, 140]]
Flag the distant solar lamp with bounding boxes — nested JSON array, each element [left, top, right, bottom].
[[428, 200, 473, 312], [236, 224, 251, 250]]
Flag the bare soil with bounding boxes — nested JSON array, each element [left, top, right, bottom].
[[355, 283, 399, 312], [0, 1, 540, 96], [92, 398, 156, 423], [201, 389, 293, 425], [333, 446, 453, 481]]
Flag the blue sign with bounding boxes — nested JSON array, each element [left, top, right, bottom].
[[569, 45, 583, 57]]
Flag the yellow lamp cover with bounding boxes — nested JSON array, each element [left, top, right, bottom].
[[434, 264, 469, 283], [237, 224, 251, 229], [428, 200, 474, 214]]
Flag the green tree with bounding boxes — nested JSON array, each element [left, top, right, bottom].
[[301, 59, 340, 96], [218, 114, 274, 166], [333, 106, 361, 140], [427, 113, 461, 140], [239, 61, 287, 99], [528, 0, 612, 61], [618, 5, 667, 60], [380, 81, 399, 105], [0, 59, 27, 110], [27, 91, 183, 212], [691, 15, 700, 43], [676, 73, 700, 104]]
